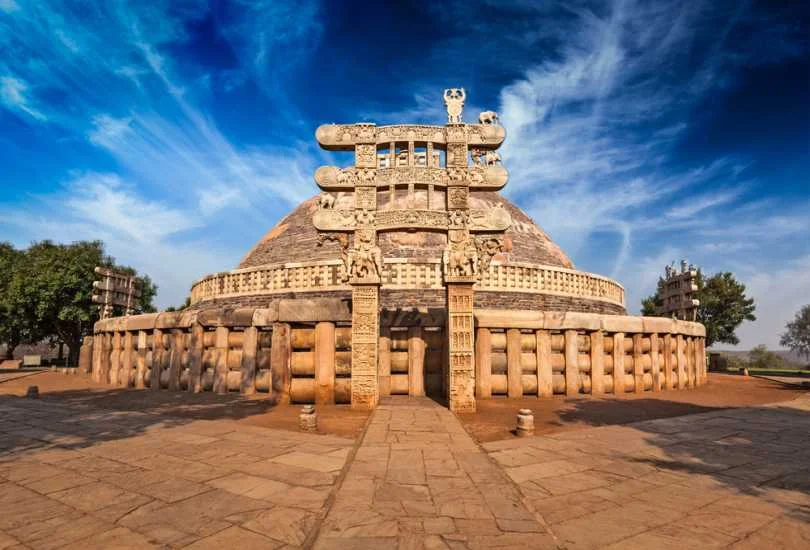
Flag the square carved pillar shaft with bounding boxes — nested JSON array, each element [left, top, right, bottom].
[[351, 283, 380, 409], [447, 282, 475, 413], [213, 326, 229, 394]]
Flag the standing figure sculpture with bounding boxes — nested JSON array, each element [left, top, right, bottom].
[[443, 88, 466, 124]]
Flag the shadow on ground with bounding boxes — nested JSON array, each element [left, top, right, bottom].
[[556, 392, 810, 522], [0, 372, 368, 461]]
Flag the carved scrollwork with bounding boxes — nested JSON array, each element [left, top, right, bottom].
[[475, 236, 505, 273]]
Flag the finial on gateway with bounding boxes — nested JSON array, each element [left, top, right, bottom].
[[443, 88, 466, 124]]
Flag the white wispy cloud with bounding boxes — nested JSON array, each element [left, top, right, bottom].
[[490, 0, 808, 348], [0, 76, 46, 121], [0, 0, 322, 308]]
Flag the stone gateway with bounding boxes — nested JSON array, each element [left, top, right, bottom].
[[87, 90, 706, 411]]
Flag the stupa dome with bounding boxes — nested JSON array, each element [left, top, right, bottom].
[[190, 189, 625, 315]]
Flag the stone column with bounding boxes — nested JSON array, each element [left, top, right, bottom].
[[408, 326, 426, 397], [135, 331, 147, 389], [91, 333, 102, 382], [663, 333, 674, 390], [241, 326, 258, 396], [213, 326, 229, 394], [507, 329, 523, 398], [79, 336, 93, 375], [537, 330, 553, 397], [110, 332, 121, 386], [121, 331, 134, 388], [474, 327, 492, 398], [613, 333, 625, 394], [447, 281, 475, 412], [564, 330, 579, 396], [315, 321, 336, 404], [351, 284, 380, 409], [151, 329, 163, 391], [633, 334, 644, 394], [271, 322, 291, 403], [676, 334, 686, 390], [168, 330, 184, 391], [378, 326, 392, 397], [590, 331, 604, 395], [188, 323, 204, 393], [650, 333, 660, 392], [697, 338, 706, 385]]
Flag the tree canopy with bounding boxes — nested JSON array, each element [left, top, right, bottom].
[[0, 240, 156, 365], [780, 304, 810, 361], [641, 270, 756, 347]]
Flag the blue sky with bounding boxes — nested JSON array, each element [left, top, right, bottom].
[[1, 0, 808, 349]]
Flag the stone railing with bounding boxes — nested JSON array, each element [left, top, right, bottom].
[[189, 260, 625, 307], [80, 302, 704, 407], [473, 311, 706, 398]]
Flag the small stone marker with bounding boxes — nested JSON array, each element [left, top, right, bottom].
[[299, 404, 318, 433], [516, 408, 534, 437], [25, 386, 39, 399], [739, 368, 749, 377]]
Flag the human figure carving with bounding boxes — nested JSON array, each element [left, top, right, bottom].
[[443, 88, 466, 124], [347, 230, 382, 280], [444, 230, 478, 278], [318, 192, 335, 209], [478, 111, 499, 125]]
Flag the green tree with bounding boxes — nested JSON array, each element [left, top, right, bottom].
[[9, 241, 157, 366], [747, 344, 784, 370], [780, 305, 810, 361], [0, 243, 33, 359], [641, 271, 756, 347]]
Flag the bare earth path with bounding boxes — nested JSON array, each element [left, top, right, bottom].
[[1, 375, 809, 549]]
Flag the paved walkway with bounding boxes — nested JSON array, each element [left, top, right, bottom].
[[485, 396, 810, 549], [314, 397, 556, 549], [1, 389, 809, 549], [0, 396, 354, 549]]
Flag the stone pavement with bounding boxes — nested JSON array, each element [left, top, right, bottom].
[[313, 397, 556, 549], [0, 395, 354, 549], [486, 395, 810, 549], [1, 391, 809, 549]]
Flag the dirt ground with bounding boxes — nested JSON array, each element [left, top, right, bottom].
[[458, 373, 808, 442], [0, 371, 370, 439], [2, 371, 804, 443]]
